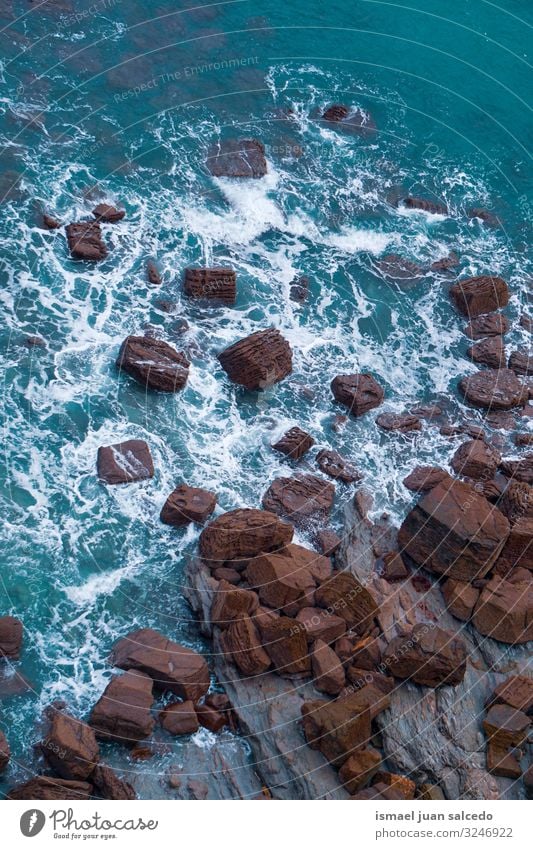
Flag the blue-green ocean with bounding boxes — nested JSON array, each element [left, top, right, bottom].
[[0, 0, 531, 797]]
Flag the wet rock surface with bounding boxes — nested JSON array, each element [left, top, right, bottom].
[[218, 328, 292, 390], [206, 139, 267, 178], [450, 275, 510, 318], [331, 373, 385, 417], [183, 267, 237, 304], [262, 473, 335, 526], [97, 439, 154, 485], [66, 221, 107, 260]]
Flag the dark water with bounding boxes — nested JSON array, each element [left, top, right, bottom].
[[0, 0, 531, 797]]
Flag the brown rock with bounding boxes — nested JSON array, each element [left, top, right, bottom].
[[43, 213, 61, 229], [66, 221, 107, 260], [321, 104, 376, 136], [486, 741, 521, 778], [467, 336, 506, 368], [311, 639, 345, 695], [246, 543, 329, 613], [0, 616, 23, 660], [316, 448, 361, 483], [219, 614, 271, 676], [272, 427, 315, 460], [464, 313, 510, 339], [0, 730, 10, 772], [92, 203, 125, 222], [373, 772, 416, 799], [431, 253, 459, 272], [398, 479, 510, 582], [89, 671, 155, 743], [218, 328, 292, 390], [403, 466, 451, 492], [451, 439, 501, 480], [377, 254, 425, 281], [257, 616, 310, 676], [159, 700, 199, 736], [212, 567, 241, 584], [402, 196, 448, 215], [146, 260, 161, 285], [289, 275, 309, 303], [42, 712, 99, 780], [206, 139, 267, 178], [160, 484, 217, 526], [441, 579, 480, 621], [295, 607, 346, 644], [472, 575, 533, 644], [376, 412, 422, 433], [495, 517, 533, 572], [331, 373, 384, 417], [262, 473, 335, 526], [509, 350, 533, 376], [92, 764, 136, 799], [490, 675, 533, 714], [196, 703, 228, 732], [498, 480, 533, 523], [417, 783, 445, 800], [301, 698, 371, 765], [483, 704, 530, 747], [199, 508, 293, 567], [500, 454, 533, 484], [450, 275, 509, 317], [467, 208, 500, 227], [349, 636, 382, 670], [97, 439, 154, 485], [116, 335, 189, 392], [380, 551, 409, 582], [514, 433, 533, 447], [111, 628, 210, 701], [7, 776, 93, 800], [339, 746, 381, 793], [340, 678, 393, 717], [315, 529, 342, 556], [315, 571, 379, 635], [210, 580, 259, 628], [383, 625, 467, 688], [459, 369, 528, 410], [183, 268, 236, 304]]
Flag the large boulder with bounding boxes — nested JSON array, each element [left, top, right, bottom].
[[500, 454, 533, 484], [398, 479, 510, 582], [495, 517, 533, 572], [450, 275, 509, 317], [464, 313, 510, 339], [459, 369, 528, 410], [316, 448, 361, 483], [116, 336, 189, 392], [403, 466, 452, 493], [441, 579, 480, 621], [257, 615, 311, 676], [206, 139, 267, 178], [92, 203, 125, 222], [331, 373, 384, 417], [160, 484, 217, 527], [383, 625, 467, 688], [467, 336, 506, 368], [338, 746, 382, 794], [183, 267, 236, 304], [97, 439, 154, 485], [295, 607, 346, 644], [315, 571, 379, 635], [509, 349, 533, 376], [272, 427, 315, 460], [472, 574, 533, 644], [159, 700, 199, 736], [489, 675, 533, 714], [210, 580, 259, 628], [199, 508, 293, 567], [450, 439, 501, 480], [8, 776, 93, 800], [111, 628, 210, 701], [0, 616, 22, 660], [218, 328, 292, 390], [262, 473, 335, 526], [92, 764, 136, 800], [42, 712, 99, 780], [311, 639, 345, 695], [483, 704, 530, 748], [246, 543, 330, 613], [66, 221, 107, 260], [219, 614, 271, 676], [89, 671, 155, 743], [301, 698, 372, 765]]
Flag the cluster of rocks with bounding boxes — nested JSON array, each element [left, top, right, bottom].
[[482, 676, 533, 787]]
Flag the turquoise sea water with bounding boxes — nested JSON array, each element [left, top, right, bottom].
[[0, 0, 531, 797]]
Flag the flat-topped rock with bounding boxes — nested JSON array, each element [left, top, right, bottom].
[[92, 203, 125, 222], [183, 267, 236, 304], [316, 448, 361, 483], [467, 336, 506, 368], [218, 328, 292, 390], [490, 675, 533, 714], [295, 607, 346, 644], [472, 574, 533, 644], [500, 454, 533, 484], [383, 625, 467, 688], [219, 614, 271, 676], [0, 615, 22, 660], [246, 543, 327, 614], [464, 313, 510, 339], [403, 466, 452, 492], [450, 275, 509, 317], [116, 335, 189, 392], [42, 712, 99, 780], [199, 508, 293, 566], [441, 579, 480, 621], [262, 473, 335, 526], [257, 615, 311, 676], [451, 439, 501, 480], [97, 439, 154, 485], [66, 221, 107, 260], [331, 373, 384, 417], [111, 628, 209, 701], [159, 700, 199, 736], [272, 426, 315, 460], [460, 368, 529, 411], [89, 670, 155, 743], [160, 484, 217, 526], [207, 138, 267, 178], [483, 704, 530, 747], [315, 571, 379, 635], [376, 412, 422, 433]]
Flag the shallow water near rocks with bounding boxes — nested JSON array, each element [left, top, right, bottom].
[[0, 0, 531, 797]]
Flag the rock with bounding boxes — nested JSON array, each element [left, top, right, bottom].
[[25, 335, 46, 349], [431, 253, 459, 271], [338, 746, 381, 793], [376, 412, 422, 433], [146, 260, 161, 285], [451, 439, 501, 480], [373, 772, 416, 800], [272, 427, 315, 460], [206, 139, 267, 178], [331, 373, 384, 417], [262, 473, 335, 526], [246, 546, 320, 614], [97, 439, 154, 485], [398, 480, 509, 581], [450, 275, 509, 317], [66, 221, 107, 260], [196, 703, 228, 732], [92, 203, 125, 222], [311, 639, 345, 694], [212, 567, 241, 584], [402, 196, 448, 215], [520, 315, 533, 333], [0, 616, 23, 660], [403, 466, 451, 492], [380, 551, 409, 582], [43, 213, 61, 229], [316, 448, 361, 483], [490, 676, 533, 714], [315, 529, 342, 557], [0, 730, 10, 772], [467, 336, 506, 368], [500, 453, 533, 484], [495, 517, 533, 572], [220, 614, 271, 676], [467, 208, 500, 227], [315, 571, 379, 635], [89, 670, 155, 743], [509, 349, 533, 376], [321, 104, 376, 136], [210, 580, 259, 628], [199, 508, 293, 568], [472, 574, 533, 644], [301, 697, 372, 765], [42, 712, 99, 780], [116, 335, 190, 392], [498, 480, 533, 523], [92, 764, 136, 799], [183, 267, 236, 304], [159, 700, 199, 735], [417, 783, 445, 800], [483, 704, 530, 747], [486, 741, 521, 778], [441, 579, 480, 621], [464, 313, 510, 339], [111, 628, 210, 701], [257, 615, 311, 676], [160, 484, 217, 527], [514, 433, 533, 447], [289, 275, 309, 303], [218, 328, 292, 390], [7, 776, 93, 800], [295, 607, 346, 644], [349, 636, 383, 670], [377, 254, 425, 281], [383, 625, 467, 688]]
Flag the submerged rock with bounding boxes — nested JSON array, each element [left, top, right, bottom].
[[402, 196, 448, 215], [146, 260, 161, 285], [218, 328, 292, 390], [321, 103, 376, 136], [206, 139, 267, 178], [0, 616, 23, 660], [116, 335, 190, 392], [0, 730, 10, 772], [97, 439, 154, 485], [42, 212, 61, 229], [509, 349, 533, 376], [376, 412, 422, 433]]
